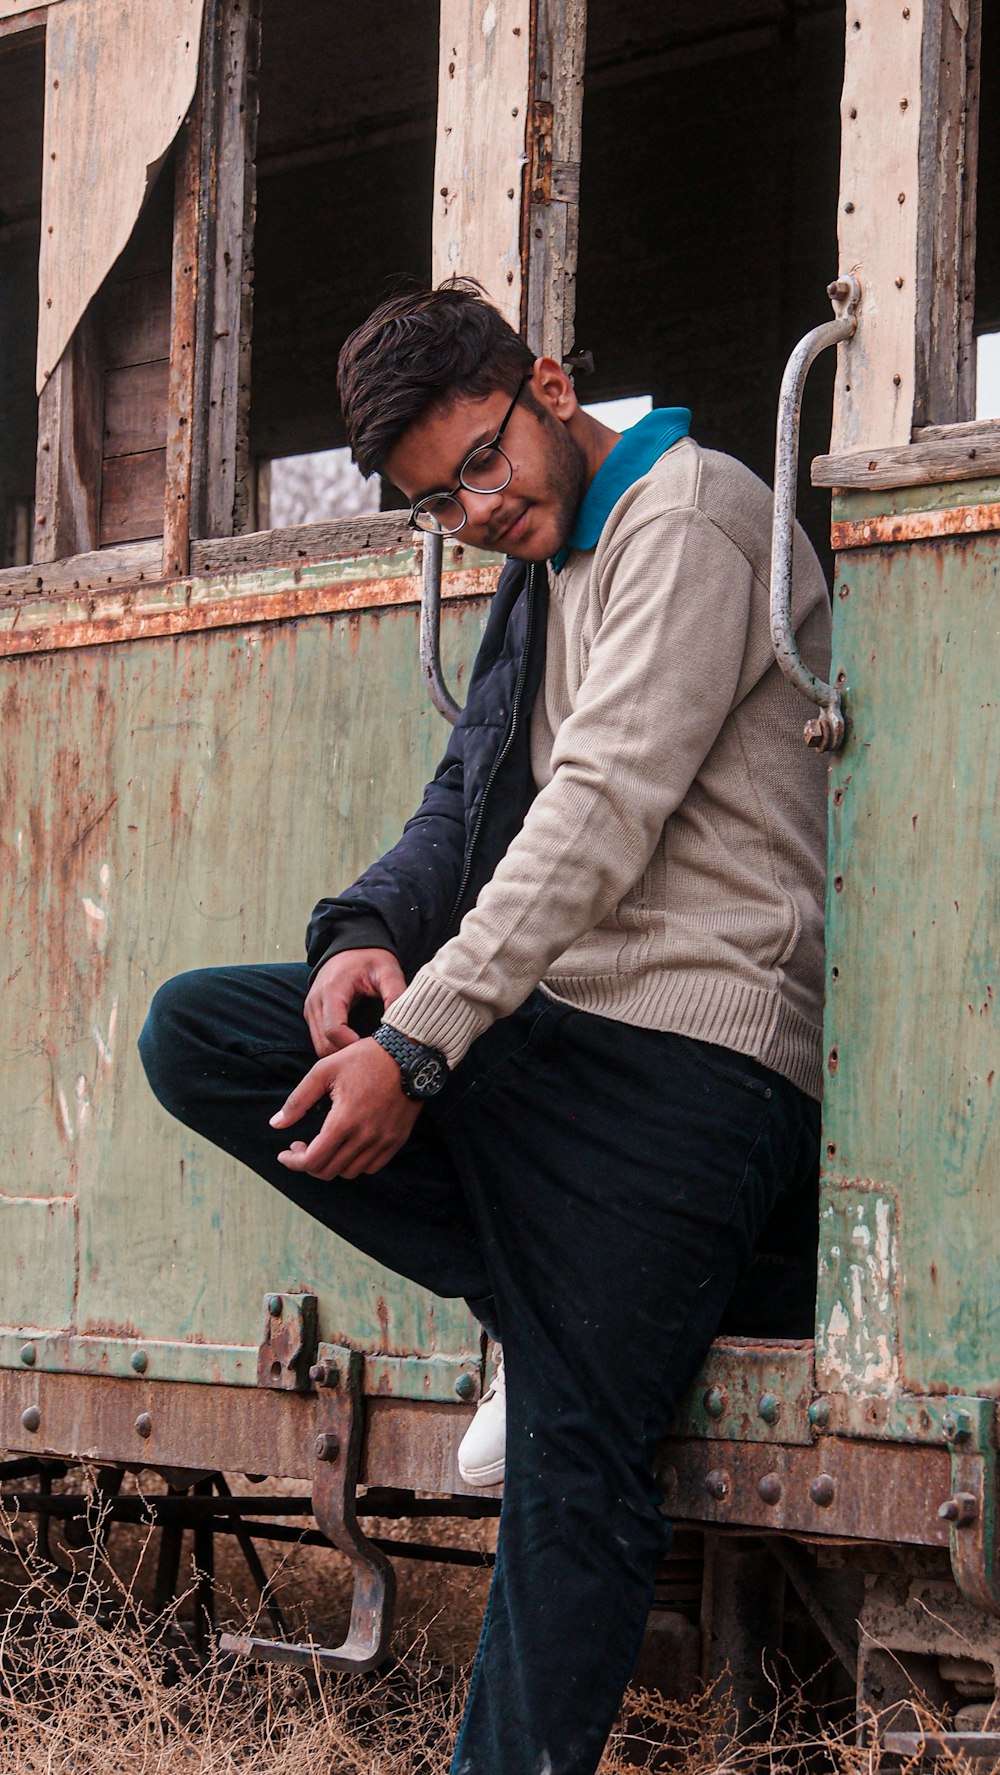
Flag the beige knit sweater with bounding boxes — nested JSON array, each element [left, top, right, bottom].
[[384, 438, 831, 1099]]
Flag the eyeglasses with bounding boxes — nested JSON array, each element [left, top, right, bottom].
[[407, 378, 527, 536]]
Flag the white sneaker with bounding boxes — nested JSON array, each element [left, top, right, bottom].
[[457, 1348, 506, 1486]]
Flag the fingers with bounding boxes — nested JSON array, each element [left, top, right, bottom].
[[269, 1057, 335, 1130], [304, 983, 360, 1058]]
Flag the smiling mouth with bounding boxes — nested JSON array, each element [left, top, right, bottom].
[[492, 506, 530, 547]]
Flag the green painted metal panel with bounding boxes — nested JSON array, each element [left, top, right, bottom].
[[821, 511, 999, 1399], [0, 588, 489, 1395]]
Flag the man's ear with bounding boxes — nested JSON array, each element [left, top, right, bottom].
[[529, 356, 578, 421]]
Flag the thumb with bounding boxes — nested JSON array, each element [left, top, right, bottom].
[[373, 955, 407, 1009]]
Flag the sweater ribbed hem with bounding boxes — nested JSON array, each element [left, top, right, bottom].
[[384, 967, 823, 1101]]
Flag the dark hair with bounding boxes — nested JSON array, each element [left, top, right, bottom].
[[337, 281, 535, 478]]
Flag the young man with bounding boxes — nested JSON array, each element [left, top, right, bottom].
[[140, 282, 829, 1775]]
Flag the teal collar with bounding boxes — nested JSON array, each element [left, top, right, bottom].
[[550, 406, 692, 572]]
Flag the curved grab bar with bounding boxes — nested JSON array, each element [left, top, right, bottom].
[[419, 528, 462, 725], [770, 274, 860, 752]]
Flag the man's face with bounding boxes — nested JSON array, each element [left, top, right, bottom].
[[383, 367, 588, 562]]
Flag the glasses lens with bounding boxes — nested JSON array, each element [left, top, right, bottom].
[[412, 495, 466, 535], [461, 444, 513, 495]]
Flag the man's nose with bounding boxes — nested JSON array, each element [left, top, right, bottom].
[[460, 485, 505, 529]]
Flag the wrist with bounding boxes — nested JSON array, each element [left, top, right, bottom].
[[372, 1024, 450, 1100]]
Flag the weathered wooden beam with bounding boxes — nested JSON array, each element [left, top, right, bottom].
[[32, 310, 104, 562], [164, 96, 201, 576], [522, 0, 586, 361], [913, 0, 981, 428], [433, 1, 586, 362], [0, 8, 46, 41], [812, 419, 1000, 491], [190, 0, 261, 541]]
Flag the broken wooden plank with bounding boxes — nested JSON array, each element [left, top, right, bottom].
[[32, 309, 104, 561], [190, 512, 412, 574], [812, 423, 1000, 491]]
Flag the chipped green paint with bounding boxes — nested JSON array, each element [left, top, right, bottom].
[[0, 584, 490, 1390], [822, 488, 999, 1400], [831, 477, 1000, 523]]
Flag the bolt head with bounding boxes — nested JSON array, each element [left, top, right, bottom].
[[758, 1392, 781, 1425], [703, 1387, 727, 1420], [130, 1349, 149, 1375], [809, 1473, 835, 1508], [314, 1432, 341, 1464], [267, 1294, 284, 1318], [705, 1467, 731, 1502], [942, 1409, 972, 1444], [20, 1405, 41, 1433], [309, 1360, 340, 1389], [808, 1398, 831, 1430], [19, 1343, 36, 1367], [134, 1412, 153, 1440], [454, 1371, 477, 1402], [759, 1472, 782, 1505]]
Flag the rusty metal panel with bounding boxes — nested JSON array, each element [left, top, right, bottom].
[[671, 1338, 815, 1446], [658, 1434, 953, 1547], [821, 491, 999, 1399], [0, 567, 489, 1410]]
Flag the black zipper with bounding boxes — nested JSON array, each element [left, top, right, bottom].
[[447, 563, 539, 930]]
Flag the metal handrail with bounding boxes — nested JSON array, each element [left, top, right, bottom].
[[770, 274, 861, 752], [419, 528, 462, 725]]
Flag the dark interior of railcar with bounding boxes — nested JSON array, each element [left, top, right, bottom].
[[0, 31, 43, 567]]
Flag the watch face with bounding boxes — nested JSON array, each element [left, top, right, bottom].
[[408, 1054, 447, 1098]]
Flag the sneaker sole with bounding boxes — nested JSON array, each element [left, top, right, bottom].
[[457, 1457, 505, 1487]]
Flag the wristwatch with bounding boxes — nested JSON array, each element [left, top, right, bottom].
[[373, 1024, 450, 1100]]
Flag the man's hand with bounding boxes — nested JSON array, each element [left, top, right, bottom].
[[270, 1037, 420, 1180], [304, 948, 407, 1057]]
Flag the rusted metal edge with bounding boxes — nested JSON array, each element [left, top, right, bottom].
[[883, 1733, 1000, 1762], [0, 561, 498, 659], [672, 1338, 816, 1446], [657, 1434, 953, 1548], [0, 1367, 487, 1497], [0, 1329, 481, 1404], [818, 1392, 1000, 1446], [831, 500, 1000, 550]]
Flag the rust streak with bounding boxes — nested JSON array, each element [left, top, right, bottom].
[[61, 793, 119, 865], [0, 567, 498, 660], [832, 501, 1000, 551]]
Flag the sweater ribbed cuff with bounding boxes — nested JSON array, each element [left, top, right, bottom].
[[382, 975, 491, 1071]]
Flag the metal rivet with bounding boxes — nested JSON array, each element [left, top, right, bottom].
[[309, 1359, 340, 1389], [809, 1473, 835, 1507], [703, 1387, 727, 1419], [758, 1392, 781, 1426], [454, 1372, 477, 1401], [20, 1405, 41, 1433], [705, 1468, 731, 1502], [808, 1399, 831, 1430], [134, 1412, 153, 1440], [939, 1492, 977, 1525], [759, 1472, 782, 1505], [844, 201, 855, 213], [19, 1343, 36, 1367], [942, 1409, 973, 1444], [130, 1350, 149, 1375], [314, 1432, 341, 1464], [267, 1294, 283, 1317]]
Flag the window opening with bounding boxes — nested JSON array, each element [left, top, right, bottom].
[[0, 32, 44, 568], [262, 447, 380, 530], [583, 394, 653, 431], [250, 1, 439, 516]]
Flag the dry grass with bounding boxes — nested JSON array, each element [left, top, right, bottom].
[[0, 1473, 985, 1774]]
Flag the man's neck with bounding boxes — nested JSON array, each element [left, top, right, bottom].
[[566, 409, 621, 491]]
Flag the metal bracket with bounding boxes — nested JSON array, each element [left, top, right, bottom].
[[770, 274, 861, 752], [419, 529, 462, 725], [222, 1344, 396, 1672], [938, 1396, 1000, 1617], [256, 1291, 318, 1391]]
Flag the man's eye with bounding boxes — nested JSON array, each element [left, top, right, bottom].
[[463, 446, 505, 488]]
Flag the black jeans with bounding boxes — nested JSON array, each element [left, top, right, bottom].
[[139, 964, 818, 1775]]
